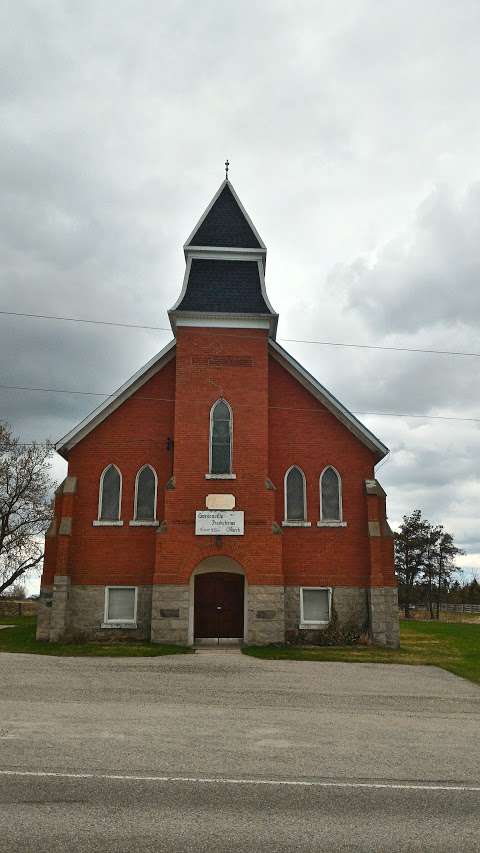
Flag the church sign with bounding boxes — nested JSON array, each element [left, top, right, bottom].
[[195, 510, 244, 536]]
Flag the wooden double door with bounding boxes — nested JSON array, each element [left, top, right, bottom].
[[194, 572, 244, 641]]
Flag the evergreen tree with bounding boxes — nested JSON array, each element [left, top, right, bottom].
[[422, 524, 443, 618], [394, 511, 464, 618], [435, 532, 464, 618], [394, 510, 430, 617], [466, 578, 480, 604]]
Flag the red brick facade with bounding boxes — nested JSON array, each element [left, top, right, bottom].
[[40, 327, 395, 615], [37, 178, 398, 647]]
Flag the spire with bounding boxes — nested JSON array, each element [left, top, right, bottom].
[[184, 180, 265, 251], [170, 178, 277, 338]]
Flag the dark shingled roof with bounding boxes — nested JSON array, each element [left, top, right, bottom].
[[176, 259, 271, 314], [189, 184, 261, 248]]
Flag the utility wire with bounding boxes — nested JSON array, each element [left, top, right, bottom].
[[0, 383, 478, 423], [1, 309, 479, 359], [0, 310, 169, 332]]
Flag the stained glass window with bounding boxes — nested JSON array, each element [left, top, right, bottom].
[[285, 466, 306, 521], [210, 400, 232, 474], [135, 466, 156, 520], [99, 465, 121, 520], [321, 467, 341, 521]]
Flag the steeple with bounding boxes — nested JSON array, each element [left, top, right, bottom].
[[169, 179, 277, 337], [185, 180, 263, 250]]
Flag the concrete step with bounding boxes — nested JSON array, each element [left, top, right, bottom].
[[194, 647, 242, 655]]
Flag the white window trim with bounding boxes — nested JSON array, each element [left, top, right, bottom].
[[103, 586, 138, 627], [209, 398, 233, 476], [319, 465, 343, 524], [300, 586, 332, 626], [132, 464, 158, 523], [97, 464, 122, 523], [283, 465, 308, 524]]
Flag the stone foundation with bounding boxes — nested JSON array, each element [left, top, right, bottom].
[[247, 585, 285, 645], [285, 584, 400, 649], [36, 586, 53, 641], [66, 584, 153, 641], [37, 583, 152, 642], [151, 584, 189, 645], [37, 580, 399, 648], [368, 587, 400, 648], [49, 576, 71, 642], [286, 586, 378, 645]]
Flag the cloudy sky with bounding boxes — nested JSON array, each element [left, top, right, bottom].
[[1, 0, 479, 588]]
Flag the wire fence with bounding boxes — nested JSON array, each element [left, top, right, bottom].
[[408, 603, 480, 614], [0, 600, 37, 617]]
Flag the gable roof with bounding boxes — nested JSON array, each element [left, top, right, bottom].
[[184, 180, 266, 250], [56, 336, 388, 462], [269, 339, 389, 461], [55, 340, 176, 458]]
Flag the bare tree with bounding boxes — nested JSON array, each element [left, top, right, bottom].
[[0, 422, 53, 596]]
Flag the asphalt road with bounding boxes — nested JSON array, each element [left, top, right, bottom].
[[1, 650, 479, 851]]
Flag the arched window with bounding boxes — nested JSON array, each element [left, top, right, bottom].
[[134, 465, 157, 521], [320, 466, 342, 522], [284, 465, 307, 522], [98, 464, 121, 521], [210, 399, 232, 475]]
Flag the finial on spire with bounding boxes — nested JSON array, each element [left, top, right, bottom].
[[225, 159, 230, 181]]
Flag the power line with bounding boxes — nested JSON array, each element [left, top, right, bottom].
[[281, 338, 480, 358], [0, 310, 170, 332], [1, 309, 479, 359], [353, 411, 480, 423], [0, 382, 478, 423], [0, 382, 258, 401], [0, 383, 174, 400]]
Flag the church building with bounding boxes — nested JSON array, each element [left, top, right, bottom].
[[37, 176, 399, 648]]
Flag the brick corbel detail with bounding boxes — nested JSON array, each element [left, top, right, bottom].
[[365, 479, 395, 587], [53, 476, 78, 577]]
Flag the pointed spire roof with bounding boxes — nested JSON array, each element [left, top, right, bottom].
[[171, 177, 277, 337], [185, 180, 265, 250]]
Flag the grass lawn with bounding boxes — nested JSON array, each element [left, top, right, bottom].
[[243, 620, 480, 687], [0, 615, 191, 657]]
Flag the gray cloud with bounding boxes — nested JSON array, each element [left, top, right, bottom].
[[344, 185, 480, 333], [1, 0, 479, 588]]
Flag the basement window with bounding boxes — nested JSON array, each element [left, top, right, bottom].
[[300, 587, 331, 625], [103, 586, 137, 626]]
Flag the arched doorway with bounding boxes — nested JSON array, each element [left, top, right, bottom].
[[189, 556, 247, 646]]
